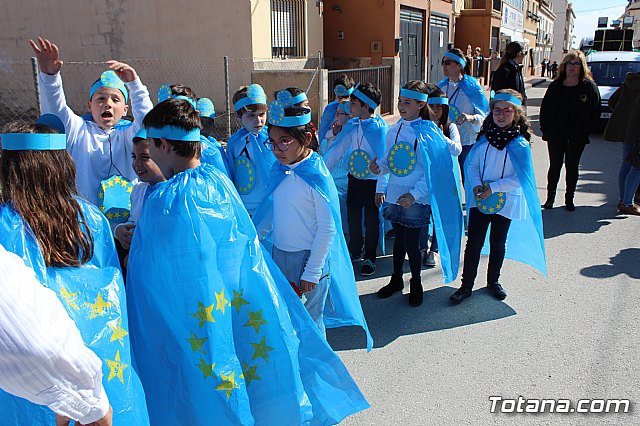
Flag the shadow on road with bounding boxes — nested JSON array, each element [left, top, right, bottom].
[[541, 203, 625, 239], [327, 286, 516, 350], [580, 248, 640, 280]]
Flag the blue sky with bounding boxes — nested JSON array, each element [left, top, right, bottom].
[[571, 0, 629, 46]]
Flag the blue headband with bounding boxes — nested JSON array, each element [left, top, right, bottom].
[[234, 84, 267, 111], [427, 97, 448, 105], [492, 93, 523, 106], [89, 71, 129, 103], [443, 51, 467, 67], [2, 133, 67, 151], [196, 98, 215, 118], [173, 96, 197, 109], [146, 125, 201, 142], [352, 84, 380, 110], [274, 90, 308, 109], [133, 128, 147, 141], [338, 101, 350, 115], [399, 88, 429, 102], [334, 84, 355, 97], [268, 95, 312, 127]]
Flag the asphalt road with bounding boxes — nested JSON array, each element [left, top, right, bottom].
[[329, 80, 640, 425]]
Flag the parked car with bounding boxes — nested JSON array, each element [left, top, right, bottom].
[[586, 51, 640, 128]]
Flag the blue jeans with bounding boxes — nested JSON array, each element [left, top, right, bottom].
[[619, 144, 640, 206]]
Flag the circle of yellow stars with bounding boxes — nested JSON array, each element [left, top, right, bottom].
[[349, 149, 371, 179], [98, 175, 133, 222], [388, 141, 417, 177], [476, 182, 506, 214], [234, 158, 255, 194], [188, 288, 272, 400], [449, 104, 461, 122]]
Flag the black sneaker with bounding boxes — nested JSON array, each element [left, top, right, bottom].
[[360, 259, 376, 276], [487, 282, 507, 300], [450, 287, 472, 304]]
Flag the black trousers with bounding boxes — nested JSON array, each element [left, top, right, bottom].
[[461, 207, 511, 289], [392, 222, 422, 280], [546, 139, 587, 198], [347, 174, 379, 261]]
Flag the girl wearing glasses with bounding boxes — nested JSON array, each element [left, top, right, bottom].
[[438, 48, 490, 182], [253, 98, 372, 349], [450, 89, 546, 304], [540, 50, 600, 211]]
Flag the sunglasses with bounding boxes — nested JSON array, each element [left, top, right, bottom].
[[566, 61, 581, 66]]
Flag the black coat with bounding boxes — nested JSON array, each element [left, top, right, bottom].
[[540, 79, 600, 144], [491, 60, 526, 102]]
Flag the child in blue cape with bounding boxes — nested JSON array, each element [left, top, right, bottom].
[[439, 48, 490, 182], [156, 83, 230, 177], [0, 117, 149, 425], [226, 84, 275, 215], [318, 73, 356, 142], [370, 81, 463, 306], [450, 90, 546, 304], [420, 89, 462, 268], [253, 91, 372, 343], [127, 98, 369, 425], [323, 82, 389, 276], [30, 37, 153, 206]]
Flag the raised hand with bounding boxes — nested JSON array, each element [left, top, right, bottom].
[[106, 60, 138, 83], [29, 37, 63, 75]]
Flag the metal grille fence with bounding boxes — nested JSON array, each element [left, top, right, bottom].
[[327, 66, 393, 115], [270, 0, 307, 59]]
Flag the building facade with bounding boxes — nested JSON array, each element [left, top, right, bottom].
[[454, 0, 502, 60], [536, 0, 556, 69], [524, 0, 540, 76], [551, 0, 575, 63]]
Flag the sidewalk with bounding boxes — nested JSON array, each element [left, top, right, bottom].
[[382, 76, 550, 125]]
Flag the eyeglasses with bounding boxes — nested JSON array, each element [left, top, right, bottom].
[[493, 108, 514, 116], [264, 138, 295, 152], [441, 59, 454, 66], [566, 61, 581, 66]]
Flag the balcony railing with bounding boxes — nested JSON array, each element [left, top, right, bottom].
[[464, 0, 487, 9]]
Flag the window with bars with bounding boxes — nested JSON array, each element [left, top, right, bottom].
[[271, 0, 306, 58]]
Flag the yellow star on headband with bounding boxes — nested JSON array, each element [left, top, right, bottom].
[[86, 293, 112, 319], [192, 301, 215, 328], [106, 350, 128, 384], [215, 289, 230, 315]]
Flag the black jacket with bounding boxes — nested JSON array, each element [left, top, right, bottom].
[[603, 72, 640, 144], [491, 60, 526, 102], [539, 79, 600, 144]]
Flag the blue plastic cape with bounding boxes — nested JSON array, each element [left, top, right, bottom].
[[465, 136, 547, 275], [438, 75, 490, 116], [411, 120, 464, 283], [226, 127, 276, 212], [252, 152, 374, 351], [200, 135, 231, 178], [126, 163, 369, 425], [318, 99, 340, 143], [0, 199, 149, 425]]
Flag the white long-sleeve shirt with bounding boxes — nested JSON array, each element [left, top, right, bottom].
[[377, 118, 430, 205], [272, 153, 336, 284], [39, 72, 153, 205], [439, 79, 487, 146], [0, 246, 109, 424], [443, 122, 462, 156], [466, 141, 526, 220]]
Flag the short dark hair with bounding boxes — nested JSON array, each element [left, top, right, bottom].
[[143, 98, 202, 159], [333, 74, 355, 90], [233, 86, 268, 117], [350, 82, 381, 114], [170, 84, 197, 101]]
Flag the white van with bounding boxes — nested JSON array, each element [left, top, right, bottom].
[[586, 51, 640, 126]]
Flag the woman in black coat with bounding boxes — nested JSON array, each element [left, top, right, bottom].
[[491, 41, 527, 105], [539, 50, 601, 211]]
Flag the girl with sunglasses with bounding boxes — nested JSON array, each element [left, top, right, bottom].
[[450, 90, 546, 304], [439, 48, 490, 182]]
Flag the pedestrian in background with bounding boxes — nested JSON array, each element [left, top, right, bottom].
[[539, 50, 600, 211], [491, 41, 527, 106], [603, 71, 640, 216]]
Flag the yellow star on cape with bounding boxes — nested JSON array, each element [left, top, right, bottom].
[[106, 350, 128, 384], [251, 336, 274, 362], [109, 318, 129, 345], [59, 287, 80, 310], [215, 289, 230, 315], [242, 361, 261, 386], [86, 293, 112, 319], [197, 358, 216, 379], [186, 333, 208, 354], [230, 289, 249, 313], [193, 301, 215, 328], [244, 310, 267, 334], [215, 372, 240, 398]]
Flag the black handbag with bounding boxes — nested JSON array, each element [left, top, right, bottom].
[[627, 143, 640, 168]]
